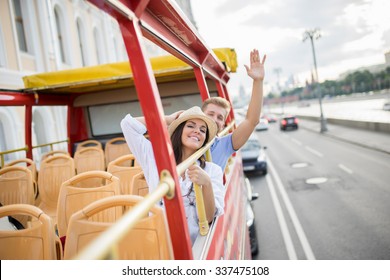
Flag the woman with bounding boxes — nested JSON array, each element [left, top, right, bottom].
[[120, 106, 224, 243]]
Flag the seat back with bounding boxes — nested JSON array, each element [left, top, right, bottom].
[[56, 171, 120, 238], [5, 158, 37, 183], [76, 140, 102, 152], [0, 166, 35, 227], [0, 204, 60, 259], [131, 172, 149, 197], [38, 154, 75, 220], [64, 195, 173, 260], [74, 147, 105, 187], [107, 154, 142, 195], [41, 150, 70, 161], [104, 137, 131, 166]]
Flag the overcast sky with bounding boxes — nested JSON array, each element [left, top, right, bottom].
[[190, 0, 390, 96]]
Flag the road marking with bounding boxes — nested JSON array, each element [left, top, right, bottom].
[[268, 157, 316, 260], [291, 138, 302, 146], [265, 173, 297, 260], [305, 146, 324, 158], [338, 163, 353, 174]]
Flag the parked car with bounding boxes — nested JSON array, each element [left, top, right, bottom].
[[383, 100, 390, 111], [241, 133, 267, 174], [280, 115, 299, 130], [245, 178, 259, 256], [256, 118, 269, 131]]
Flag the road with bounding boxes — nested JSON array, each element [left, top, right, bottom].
[[247, 123, 390, 260]]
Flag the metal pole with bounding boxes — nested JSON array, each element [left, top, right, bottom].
[[304, 29, 328, 132]]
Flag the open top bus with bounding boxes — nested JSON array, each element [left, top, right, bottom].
[[0, 0, 254, 260]]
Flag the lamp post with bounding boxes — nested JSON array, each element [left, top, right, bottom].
[[303, 29, 327, 132]]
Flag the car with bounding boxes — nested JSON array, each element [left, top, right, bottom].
[[383, 100, 390, 111], [280, 115, 298, 130], [241, 133, 267, 174], [262, 114, 278, 123], [245, 178, 259, 256], [256, 118, 269, 131]]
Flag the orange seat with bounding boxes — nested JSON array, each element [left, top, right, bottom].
[[64, 195, 173, 260], [76, 140, 102, 151], [131, 172, 149, 197], [38, 154, 75, 223], [0, 166, 35, 227], [56, 171, 120, 238], [0, 204, 61, 260], [107, 154, 142, 195], [41, 150, 70, 161], [104, 137, 131, 166], [74, 147, 105, 187], [5, 158, 37, 183]]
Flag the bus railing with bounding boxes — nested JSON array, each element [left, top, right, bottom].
[[32, 139, 69, 152], [0, 147, 28, 168], [74, 136, 217, 259]]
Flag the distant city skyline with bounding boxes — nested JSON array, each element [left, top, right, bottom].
[[190, 0, 390, 96]]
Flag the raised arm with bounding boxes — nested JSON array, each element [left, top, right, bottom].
[[135, 110, 184, 126], [231, 49, 266, 150]]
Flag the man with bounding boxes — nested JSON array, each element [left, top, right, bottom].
[[202, 49, 266, 170]]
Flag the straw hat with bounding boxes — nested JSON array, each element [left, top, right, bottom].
[[168, 106, 218, 144]]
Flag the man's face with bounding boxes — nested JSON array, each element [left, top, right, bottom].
[[203, 103, 227, 132]]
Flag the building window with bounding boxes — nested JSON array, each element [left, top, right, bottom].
[[54, 7, 66, 63], [93, 28, 103, 64], [13, 0, 28, 52], [0, 24, 6, 67], [0, 121, 10, 162], [76, 18, 86, 66]]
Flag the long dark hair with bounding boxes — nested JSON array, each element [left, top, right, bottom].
[[170, 120, 209, 168]]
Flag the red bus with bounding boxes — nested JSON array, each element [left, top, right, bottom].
[[0, 0, 256, 260]]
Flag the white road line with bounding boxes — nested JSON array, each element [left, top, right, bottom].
[[265, 173, 298, 260], [305, 146, 324, 158], [291, 138, 302, 146], [268, 157, 316, 260], [338, 163, 353, 174]]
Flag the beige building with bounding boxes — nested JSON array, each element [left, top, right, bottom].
[[0, 0, 195, 165]]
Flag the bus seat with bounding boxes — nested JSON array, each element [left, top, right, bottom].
[[56, 171, 120, 239], [5, 158, 37, 184], [0, 166, 35, 228], [64, 195, 173, 260], [131, 172, 149, 197], [38, 154, 75, 223], [0, 204, 61, 260], [76, 140, 103, 152], [74, 147, 105, 187], [104, 137, 131, 166], [107, 154, 142, 195], [41, 150, 70, 161]]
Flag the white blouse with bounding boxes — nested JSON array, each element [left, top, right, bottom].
[[120, 114, 225, 243]]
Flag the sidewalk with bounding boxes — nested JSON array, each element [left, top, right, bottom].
[[298, 119, 390, 155]]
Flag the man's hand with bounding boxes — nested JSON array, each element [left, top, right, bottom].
[[244, 49, 266, 81]]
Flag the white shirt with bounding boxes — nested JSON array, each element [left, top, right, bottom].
[[120, 114, 225, 243]]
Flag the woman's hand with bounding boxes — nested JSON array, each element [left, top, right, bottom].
[[165, 110, 184, 125], [187, 165, 211, 186]]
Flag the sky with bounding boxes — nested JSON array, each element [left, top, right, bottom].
[[190, 0, 390, 96]]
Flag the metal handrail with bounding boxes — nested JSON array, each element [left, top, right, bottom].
[[0, 146, 28, 167], [32, 139, 69, 151]]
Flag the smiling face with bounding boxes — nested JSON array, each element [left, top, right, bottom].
[[203, 103, 227, 132], [181, 119, 207, 153]]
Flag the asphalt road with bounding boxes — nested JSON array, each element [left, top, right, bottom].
[[247, 123, 390, 260]]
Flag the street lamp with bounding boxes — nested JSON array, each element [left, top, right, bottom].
[[303, 28, 328, 132]]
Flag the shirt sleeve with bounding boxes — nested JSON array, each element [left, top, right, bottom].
[[206, 162, 225, 216], [120, 114, 158, 191]]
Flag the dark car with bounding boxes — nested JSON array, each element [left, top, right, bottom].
[[280, 115, 298, 130], [245, 178, 259, 256], [241, 133, 267, 174]]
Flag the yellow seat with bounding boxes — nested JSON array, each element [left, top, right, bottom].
[[0, 204, 62, 260], [0, 166, 35, 227], [38, 154, 75, 223], [131, 172, 149, 197], [104, 137, 131, 166], [64, 195, 173, 260], [107, 154, 142, 195], [74, 147, 105, 187], [76, 140, 102, 151], [56, 170, 120, 238], [41, 150, 70, 161]]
